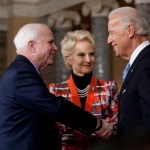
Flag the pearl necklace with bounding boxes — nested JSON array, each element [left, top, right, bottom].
[[76, 85, 90, 98]]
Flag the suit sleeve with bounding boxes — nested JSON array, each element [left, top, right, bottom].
[[15, 68, 97, 136]]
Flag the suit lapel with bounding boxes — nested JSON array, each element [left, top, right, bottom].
[[120, 45, 150, 94], [120, 60, 138, 93]]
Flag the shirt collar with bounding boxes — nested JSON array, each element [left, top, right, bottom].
[[129, 40, 150, 66], [32, 63, 40, 74], [28, 59, 40, 74]]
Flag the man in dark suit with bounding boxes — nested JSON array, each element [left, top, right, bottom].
[[107, 6, 150, 146], [0, 23, 113, 150]]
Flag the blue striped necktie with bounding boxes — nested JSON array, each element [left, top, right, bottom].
[[122, 63, 130, 82]]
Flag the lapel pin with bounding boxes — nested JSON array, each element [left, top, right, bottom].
[[122, 89, 126, 93]]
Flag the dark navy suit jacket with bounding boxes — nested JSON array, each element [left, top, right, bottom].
[[0, 55, 97, 150], [118, 44, 150, 139]]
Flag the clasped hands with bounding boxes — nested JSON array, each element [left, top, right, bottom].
[[94, 117, 115, 140]]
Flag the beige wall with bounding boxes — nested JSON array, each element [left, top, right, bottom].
[[112, 52, 127, 90], [6, 16, 37, 66]]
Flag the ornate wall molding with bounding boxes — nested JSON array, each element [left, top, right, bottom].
[[0, 0, 89, 18], [124, 0, 134, 3], [0, 19, 8, 31], [135, 0, 150, 4], [0, 0, 88, 30], [0, 5, 12, 18], [82, 0, 119, 17], [0, 5, 11, 30], [0, 0, 12, 5], [13, 0, 46, 4], [47, 10, 81, 28]]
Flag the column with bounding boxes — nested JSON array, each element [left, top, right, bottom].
[[135, 0, 150, 40], [41, 10, 81, 85], [82, 0, 119, 80]]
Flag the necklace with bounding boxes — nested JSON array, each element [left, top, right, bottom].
[[76, 85, 90, 98], [68, 75, 97, 112]]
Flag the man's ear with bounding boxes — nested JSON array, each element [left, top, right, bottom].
[[128, 24, 135, 39], [28, 41, 36, 53]]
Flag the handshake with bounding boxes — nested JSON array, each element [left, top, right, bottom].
[[94, 117, 117, 140]]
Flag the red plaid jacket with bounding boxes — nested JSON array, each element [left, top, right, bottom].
[[49, 75, 119, 150]]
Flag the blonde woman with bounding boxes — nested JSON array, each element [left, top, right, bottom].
[[49, 30, 119, 149]]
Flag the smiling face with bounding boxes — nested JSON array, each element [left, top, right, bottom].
[[107, 15, 131, 60], [35, 26, 58, 69], [67, 40, 96, 76]]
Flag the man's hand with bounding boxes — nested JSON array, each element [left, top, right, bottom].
[[95, 117, 114, 140]]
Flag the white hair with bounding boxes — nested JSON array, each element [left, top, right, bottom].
[[109, 7, 149, 36], [13, 23, 42, 50]]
